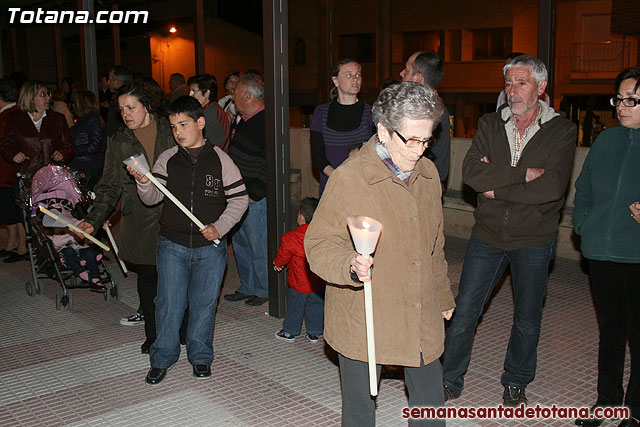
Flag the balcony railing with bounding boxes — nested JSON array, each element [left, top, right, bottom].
[[556, 41, 631, 82]]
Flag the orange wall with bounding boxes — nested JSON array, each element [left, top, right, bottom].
[[150, 30, 196, 92], [150, 18, 263, 95]]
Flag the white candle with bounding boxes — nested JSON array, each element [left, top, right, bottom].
[[346, 216, 382, 396]]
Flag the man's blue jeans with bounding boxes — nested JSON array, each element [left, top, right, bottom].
[[441, 237, 556, 391], [151, 236, 226, 368], [282, 288, 325, 337], [232, 197, 268, 298]]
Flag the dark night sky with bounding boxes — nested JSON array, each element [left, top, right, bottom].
[[218, 0, 263, 36]]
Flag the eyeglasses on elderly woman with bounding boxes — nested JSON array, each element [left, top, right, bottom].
[[394, 130, 435, 149], [38, 91, 52, 98], [610, 97, 639, 108]]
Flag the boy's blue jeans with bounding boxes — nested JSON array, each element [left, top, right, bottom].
[[282, 287, 325, 337], [151, 236, 226, 369]]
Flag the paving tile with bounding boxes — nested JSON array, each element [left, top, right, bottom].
[[0, 236, 630, 426]]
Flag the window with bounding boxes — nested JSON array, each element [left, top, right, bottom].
[[294, 37, 306, 65], [472, 27, 512, 60], [339, 34, 375, 63], [403, 31, 441, 61]]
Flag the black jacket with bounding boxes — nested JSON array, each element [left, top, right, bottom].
[[462, 103, 577, 250], [137, 140, 249, 248]]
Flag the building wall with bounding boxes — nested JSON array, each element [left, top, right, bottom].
[[150, 17, 263, 95]]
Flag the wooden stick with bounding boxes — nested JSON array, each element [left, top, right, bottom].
[[145, 173, 220, 244], [39, 206, 110, 252]]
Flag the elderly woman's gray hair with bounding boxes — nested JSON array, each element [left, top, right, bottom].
[[373, 81, 445, 132], [502, 55, 548, 83]]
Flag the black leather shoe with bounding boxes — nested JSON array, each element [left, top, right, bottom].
[[0, 249, 16, 258], [145, 367, 167, 385], [223, 291, 251, 301], [503, 386, 527, 407], [444, 384, 462, 402], [619, 419, 640, 427], [575, 405, 605, 427], [245, 296, 269, 306], [575, 418, 603, 427], [192, 364, 211, 379], [141, 341, 153, 354], [4, 252, 29, 263]]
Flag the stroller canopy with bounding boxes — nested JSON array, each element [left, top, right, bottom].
[[31, 165, 82, 207]]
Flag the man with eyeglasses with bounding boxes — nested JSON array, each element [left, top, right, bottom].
[[187, 74, 230, 152], [401, 51, 450, 190], [440, 55, 576, 408]]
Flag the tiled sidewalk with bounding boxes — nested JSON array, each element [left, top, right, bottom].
[[0, 236, 629, 426]]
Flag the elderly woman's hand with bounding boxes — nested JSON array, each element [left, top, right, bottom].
[[442, 308, 455, 320], [350, 252, 373, 282], [630, 202, 640, 224], [51, 150, 64, 162]]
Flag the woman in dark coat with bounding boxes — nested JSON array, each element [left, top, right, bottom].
[[573, 67, 640, 427], [0, 80, 75, 263], [77, 79, 176, 354], [0, 80, 75, 176], [69, 90, 105, 190]]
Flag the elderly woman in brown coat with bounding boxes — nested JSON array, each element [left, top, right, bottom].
[[305, 81, 455, 426]]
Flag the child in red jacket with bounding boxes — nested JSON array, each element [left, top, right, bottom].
[[274, 198, 325, 343]]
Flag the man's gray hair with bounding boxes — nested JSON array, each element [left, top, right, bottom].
[[111, 65, 133, 84], [239, 74, 264, 101], [373, 82, 445, 131], [502, 55, 547, 83]]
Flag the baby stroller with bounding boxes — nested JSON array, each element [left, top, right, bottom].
[[17, 164, 118, 309]]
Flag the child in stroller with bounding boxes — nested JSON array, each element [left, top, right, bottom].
[[46, 209, 105, 291], [30, 165, 113, 296]]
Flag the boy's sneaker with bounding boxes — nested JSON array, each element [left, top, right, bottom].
[[307, 334, 319, 343], [275, 329, 295, 342], [120, 313, 144, 326]]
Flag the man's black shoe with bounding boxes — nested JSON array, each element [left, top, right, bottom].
[[192, 364, 211, 379], [223, 291, 251, 302], [503, 386, 527, 407], [245, 296, 269, 306], [145, 367, 167, 385], [443, 385, 462, 402]]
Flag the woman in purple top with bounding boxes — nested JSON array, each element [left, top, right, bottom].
[[310, 59, 376, 195]]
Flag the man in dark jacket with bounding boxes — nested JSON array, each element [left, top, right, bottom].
[[441, 55, 576, 407], [223, 74, 269, 306]]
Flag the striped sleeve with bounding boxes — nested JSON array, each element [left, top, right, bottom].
[[136, 146, 177, 206], [212, 146, 249, 238], [215, 105, 231, 152]]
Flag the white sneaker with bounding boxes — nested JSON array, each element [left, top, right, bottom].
[[120, 313, 144, 326]]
